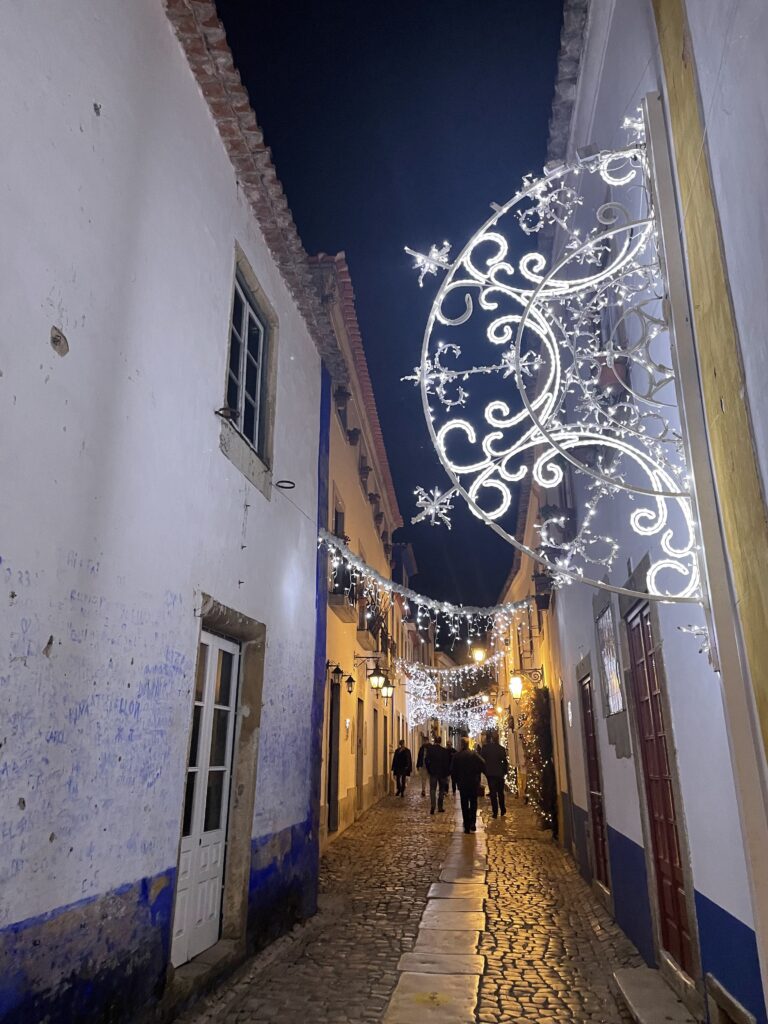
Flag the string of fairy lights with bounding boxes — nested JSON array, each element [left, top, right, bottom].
[[319, 529, 530, 645]]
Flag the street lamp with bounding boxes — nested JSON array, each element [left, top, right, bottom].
[[345, 675, 355, 695], [471, 645, 487, 664], [368, 661, 385, 690], [509, 675, 523, 700], [381, 678, 394, 702]]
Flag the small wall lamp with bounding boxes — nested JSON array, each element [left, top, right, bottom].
[[345, 674, 355, 695]]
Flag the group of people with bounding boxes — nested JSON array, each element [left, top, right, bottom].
[[390, 732, 509, 834]]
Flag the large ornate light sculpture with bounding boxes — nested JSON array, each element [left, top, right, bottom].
[[405, 115, 700, 603]]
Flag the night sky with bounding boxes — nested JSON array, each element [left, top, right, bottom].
[[216, 0, 564, 607]]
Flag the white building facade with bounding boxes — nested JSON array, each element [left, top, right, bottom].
[[0, 2, 346, 1020]]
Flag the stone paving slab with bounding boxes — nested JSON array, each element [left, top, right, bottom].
[[397, 952, 485, 975], [414, 929, 481, 953], [424, 896, 484, 913], [383, 972, 479, 1024], [419, 909, 486, 930], [438, 869, 487, 883], [428, 882, 488, 899]]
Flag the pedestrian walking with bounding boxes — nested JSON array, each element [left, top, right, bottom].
[[416, 734, 430, 797], [391, 739, 412, 797], [451, 737, 486, 833], [480, 730, 509, 818], [424, 734, 452, 814], [446, 740, 458, 794]]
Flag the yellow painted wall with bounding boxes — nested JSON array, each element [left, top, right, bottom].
[[653, 0, 768, 758], [320, 406, 410, 847]]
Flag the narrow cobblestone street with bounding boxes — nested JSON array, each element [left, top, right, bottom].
[[181, 790, 641, 1024]]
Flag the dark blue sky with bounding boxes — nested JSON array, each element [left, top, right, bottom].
[[216, 0, 564, 606]]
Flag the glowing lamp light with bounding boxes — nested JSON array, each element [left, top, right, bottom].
[[509, 675, 524, 700], [381, 679, 395, 700], [496, 705, 503, 714], [471, 646, 487, 664], [369, 662, 385, 690]]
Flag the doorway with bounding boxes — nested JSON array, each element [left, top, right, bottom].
[[355, 698, 364, 811], [579, 673, 610, 889], [373, 708, 379, 797], [327, 678, 341, 834], [626, 603, 695, 975], [383, 714, 388, 793], [172, 631, 240, 966]]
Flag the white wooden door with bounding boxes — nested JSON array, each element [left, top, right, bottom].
[[171, 632, 239, 966]]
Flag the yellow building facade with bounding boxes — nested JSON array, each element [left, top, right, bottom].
[[312, 255, 414, 849]]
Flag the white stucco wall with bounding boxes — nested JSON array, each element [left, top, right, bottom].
[[0, 1, 321, 929], [549, 0, 755, 927]]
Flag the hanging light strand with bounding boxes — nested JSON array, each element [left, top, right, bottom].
[[319, 529, 530, 643], [395, 649, 505, 682]]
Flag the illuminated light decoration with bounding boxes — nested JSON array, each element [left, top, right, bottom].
[[405, 114, 701, 604], [319, 529, 530, 645], [509, 675, 524, 700], [395, 649, 505, 684], [414, 485, 454, 528]]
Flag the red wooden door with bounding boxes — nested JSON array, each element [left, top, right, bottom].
[[579, 674, 610, 888], [626, 605, 694, 975]]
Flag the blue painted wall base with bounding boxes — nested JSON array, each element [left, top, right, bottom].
[[571, 803, 591, 884], [606, 825, 655, 967], [695, 890, 767, 1024], [0, 868, 175, 1024], [247, 818, 318, 951]]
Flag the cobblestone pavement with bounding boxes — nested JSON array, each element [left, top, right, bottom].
[[478, 807, 641, 1023], [179, 791, 641, 1024]]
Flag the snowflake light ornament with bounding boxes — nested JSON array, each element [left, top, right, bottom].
[[413, 486, 455, 529], [404, 240, 452, 287]]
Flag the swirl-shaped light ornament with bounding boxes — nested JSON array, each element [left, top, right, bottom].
[[404, 116, 700, 603]]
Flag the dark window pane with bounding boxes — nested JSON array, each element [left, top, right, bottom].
[[204, 770, 225, 832], [182, 771, 196, 837], [195, 644, 208, 702], [216, 650, 233, 705], [243, 399, 255, 444], [258, 344, 270, 457], [189, 704, 202, 767], [232, 289, 244, 335], [227, 376, 239, 417], [210, 708, 229, 767], [228, 329, 241, 377], [245, 355, 258, 399], [246, 313, 263, 360]]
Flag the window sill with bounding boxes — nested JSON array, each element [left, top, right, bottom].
[[219, 418, 272, 500]]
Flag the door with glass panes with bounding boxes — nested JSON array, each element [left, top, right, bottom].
[[171, 632, 239, 966]]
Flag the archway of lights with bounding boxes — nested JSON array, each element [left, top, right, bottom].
[[404, 113, 701, 604], [395, 652, 505, 730]]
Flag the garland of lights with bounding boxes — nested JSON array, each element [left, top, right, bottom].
[[319, 529, 530, 643], [395, 649, 505, 682], [404, 114, 701, 604]]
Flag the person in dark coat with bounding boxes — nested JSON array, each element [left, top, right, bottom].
[[451, 737, 486, 833], [424, 735, 452, 814], [445, 741, 458, 793], [480, 731, 510, 818], [391, 739, 413, 797], [416, 734, 430, 796]]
